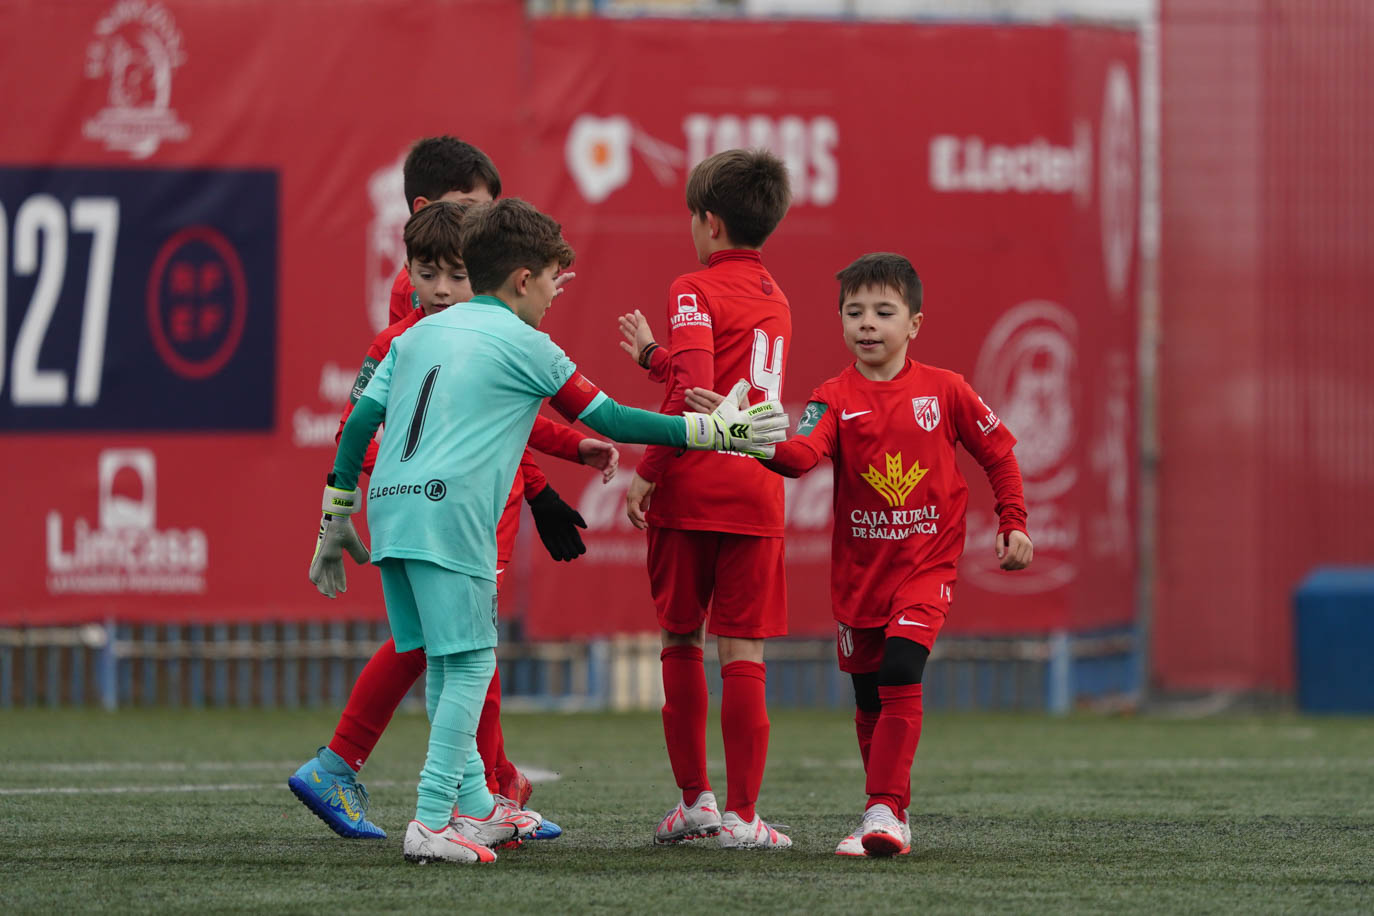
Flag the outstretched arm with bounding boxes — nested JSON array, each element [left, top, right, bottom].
[[684, 387, 834, 478]]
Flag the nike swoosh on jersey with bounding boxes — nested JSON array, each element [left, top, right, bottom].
[[895, 616, 931, 628], [841, 410, 871, 420]]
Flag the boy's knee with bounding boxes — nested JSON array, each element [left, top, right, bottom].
[[851, 671, 881, 712], [877, 637, 930, 686]]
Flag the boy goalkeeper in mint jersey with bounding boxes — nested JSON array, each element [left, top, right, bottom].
[[308, 198, 790, 866]]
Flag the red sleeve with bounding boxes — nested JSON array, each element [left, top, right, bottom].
[[950, 376, 1017, 466], [664, 278, 714, 357], [519, 447, 549, 500], [549, 371, 604, 422], [985, 451, 1028, 536], [646, 344, 670, 384], [388, 267, 415, 325], [528, 414, 584, 464], [635, 348, 714, 484], [762, 398, 837, 477]]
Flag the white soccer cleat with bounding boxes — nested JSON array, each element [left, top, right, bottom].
[[859, 803, 911, 857], [654, 790, 723, 845], [834, 821, 867, 857], [402, 819, 497, 865], [717, 811, 793, 850], [450, 795, 543, 848]]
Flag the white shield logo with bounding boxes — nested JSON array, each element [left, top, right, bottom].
[[912, 396, 941, 432], [566, 115, 633, 203], [837, 623, 854, 659]]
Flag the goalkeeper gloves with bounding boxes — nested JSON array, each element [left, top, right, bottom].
[[683, 379, 790, 458], [528, 484, 588, 562], [309, 481, 371, 599]]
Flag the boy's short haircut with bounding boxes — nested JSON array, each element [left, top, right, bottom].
[[459, 199, 575, 295], [403, 200, 471, 267], [402, 136, 502, 211], [836, 253, 924, 314], [685, 148, 791, 249]]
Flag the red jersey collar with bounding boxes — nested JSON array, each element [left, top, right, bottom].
[[848, 358, 915, 385], [707, 249, 763, 268]]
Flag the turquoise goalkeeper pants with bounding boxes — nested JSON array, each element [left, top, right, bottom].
[[415, 648, 497, 830]]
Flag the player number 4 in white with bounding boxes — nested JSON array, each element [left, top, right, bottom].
[[750, 329, 784, 401]]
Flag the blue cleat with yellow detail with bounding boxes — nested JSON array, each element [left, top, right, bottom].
[[288, 747, 387, 839]]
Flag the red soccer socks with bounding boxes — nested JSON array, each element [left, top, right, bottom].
[[328, 638, 427, 771], [855, 706, 880, 773], [865, 684, 923, 815], [478, 665, 519, 795], [660, 645, 710, 806], [721, 660, 770, 824]]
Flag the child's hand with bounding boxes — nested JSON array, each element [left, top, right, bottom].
[[578, 438, 619, 483], [684, 387, 725, 413], [553, 271, 577, 298], [995, 529, 1034, 570], [625, 472, 655, 530], [617, 310, 657, 364]]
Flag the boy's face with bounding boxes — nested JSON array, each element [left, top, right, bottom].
[[513, 261, 561, 328], [841, 283, 923, 370], [407, 255, 472, 316]]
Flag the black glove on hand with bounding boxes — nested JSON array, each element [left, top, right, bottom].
[[528, 485, 588, 562]]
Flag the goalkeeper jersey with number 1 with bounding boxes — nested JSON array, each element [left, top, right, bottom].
[[357, 296, 594, 582]]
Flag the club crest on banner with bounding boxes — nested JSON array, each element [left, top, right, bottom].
[[967, 300, 1080, 593], [82, 1, 190, 160]]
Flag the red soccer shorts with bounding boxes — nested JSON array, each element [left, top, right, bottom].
[[835, 589, 952, 674], [647, 526, 787, 639], [494, 483, 522, 592]]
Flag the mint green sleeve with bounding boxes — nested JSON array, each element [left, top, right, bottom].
[[330, 395, 385, 492], [580, 395, 687, 447]]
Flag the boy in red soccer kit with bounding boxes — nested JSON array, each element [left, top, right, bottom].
[[289, 141, 612, 843], [688, 252, 1033, 857], [620, 149, 795, 849]]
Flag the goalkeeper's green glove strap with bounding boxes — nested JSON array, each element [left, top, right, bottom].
[[309, 480, 371, 599]]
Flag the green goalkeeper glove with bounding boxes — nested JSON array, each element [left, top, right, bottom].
[[683, 379, 790, 458], [309, 482, 371, 599]]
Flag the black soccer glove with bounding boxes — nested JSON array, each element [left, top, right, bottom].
[[528, 485, 587, 562]]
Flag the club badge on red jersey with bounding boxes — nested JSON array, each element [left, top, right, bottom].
[[912, 396, 941, 432]]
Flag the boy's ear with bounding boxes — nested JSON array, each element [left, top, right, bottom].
[[910, 312, 925, 339], [513, 267, 532, 295], [705, 211, 723, 239], [411, 196, 430, 215]]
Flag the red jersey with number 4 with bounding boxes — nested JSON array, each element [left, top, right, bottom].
[[796, 360, 1017, 627], [640, 250, 790, 536]]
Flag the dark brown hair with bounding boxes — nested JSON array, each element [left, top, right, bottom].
[[403, 200, 471, 267], [836, 253, 923, 314], [402, 136, 501, 211], [685, 148, 791, 248], [459, 199, 575, 295]]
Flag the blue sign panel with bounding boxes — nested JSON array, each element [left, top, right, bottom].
[[0, 168, 277, 431]]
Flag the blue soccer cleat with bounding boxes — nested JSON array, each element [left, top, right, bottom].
[[288, 750, 387, 839], [530, 818, 562, 840]]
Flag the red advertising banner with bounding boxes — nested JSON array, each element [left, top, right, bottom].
[[0, 3, 1138, 641]]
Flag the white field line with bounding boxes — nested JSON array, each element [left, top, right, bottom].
[[0, 763, 561, 796]]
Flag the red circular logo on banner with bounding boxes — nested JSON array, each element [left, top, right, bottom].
[[147, 227, 248, 380]]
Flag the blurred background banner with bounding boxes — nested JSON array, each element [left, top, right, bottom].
[[7, 0, 1370, 706], [0, 4, 1138, 642]]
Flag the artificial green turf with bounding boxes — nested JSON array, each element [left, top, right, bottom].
[[1, 709, 1371, 913]]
